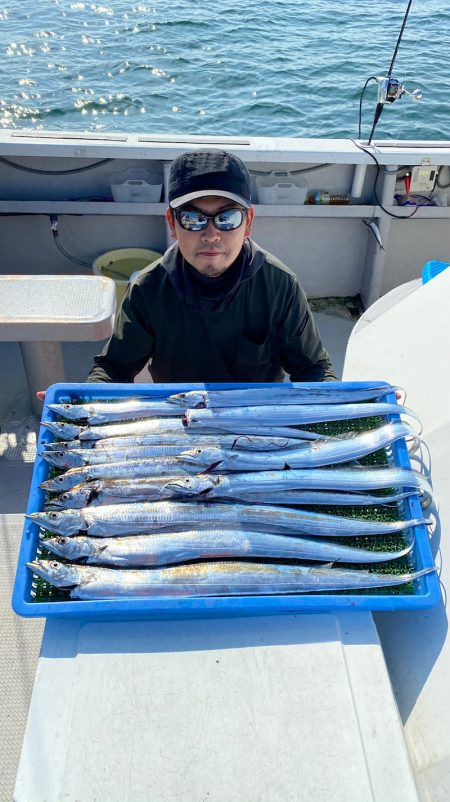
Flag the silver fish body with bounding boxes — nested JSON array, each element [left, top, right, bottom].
[[185, 422, 323, 440], [72, 433, 191, 449], [27, 559, 435, 599], [168, 384, 396, 408], [43, 433, 192, 449], [81, 433, 305, 451], [166, 465, 432, 501], [48, 399, 185, 423], [178, 421, 416, 471], [27, 500, 428, 538], [44, 439, 95, 450], [212, 489, 415, 506], [93, 428, 297, 451], [364, 220, 385, 250], [41, 444, 204, 469], [39, 457, 198, 492], [42, 529, 415, 567], [45, 475, 213, 509], [40, 434, 308, 468], [185, 402, 416, 428], [42, 417, 187, 442]]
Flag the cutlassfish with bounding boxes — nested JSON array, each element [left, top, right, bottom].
[[165, 465, 433, 503], [27, 500, 428, 537], [42, 529, 415, 567], [41, 443, 209, 469], [42, 417, 188, 441], [39, 457, 198, 493], [48, 399, 185, 423], [28, 559, 436, 599], [46, 481, 416, 510], [177, 421, 417, 471], [44, 476, 198, 509], [184, 401, 418, 428], [40, 434, 310, 468], [168, 384, 397, 408]]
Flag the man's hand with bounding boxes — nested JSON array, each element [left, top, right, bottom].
[[36, 391, 46, 401]]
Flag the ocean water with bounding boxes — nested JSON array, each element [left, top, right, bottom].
[[0, 0, 448, 140]]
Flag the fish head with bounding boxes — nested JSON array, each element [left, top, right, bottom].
[[177, 446, 224, 471], [40, 450, 84, 469], [27, 559, 82, 587], [44, 484, 96, 510], [167, 390, 206, 408], [26, 509, 83, 535], [47, 403, 87, 421], [164, 474, 218, 496], [40, 471, 83, 492], [41, 421, 82, 440], [43, 439, 83, 450], [42, 535, 94, 560]]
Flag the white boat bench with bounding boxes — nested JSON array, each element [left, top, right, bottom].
[[0, 275, 116, 416]]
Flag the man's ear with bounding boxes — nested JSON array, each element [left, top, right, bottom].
[[244, 207, 254, 238], [166, 207, 177, 240]]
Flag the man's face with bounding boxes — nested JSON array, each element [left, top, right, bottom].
[[167, 195, 254, 277]]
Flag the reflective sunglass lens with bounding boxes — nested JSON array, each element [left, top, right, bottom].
[[177, 210, 205, 231], [176, 208, 244, 231], [215, 210, 243, 230]]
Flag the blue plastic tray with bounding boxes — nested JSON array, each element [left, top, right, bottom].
[[421, 259, 450, 284], [12, 381, 440, 618]]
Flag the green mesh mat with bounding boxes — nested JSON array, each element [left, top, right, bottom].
[[32, 412, 419, 602]]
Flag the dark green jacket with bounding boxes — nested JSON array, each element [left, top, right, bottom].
[[88, 240, 336, 384]]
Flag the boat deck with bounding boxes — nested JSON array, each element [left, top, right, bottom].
[[0, 308, 355, 801]]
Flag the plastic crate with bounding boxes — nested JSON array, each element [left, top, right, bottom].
[[256, 172, 308, 205], [109, 167, 163, 202], [12, 381, 440, 619], [421, 259, 450, 284]]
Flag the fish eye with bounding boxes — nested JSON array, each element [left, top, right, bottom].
[[51, 561, 60, 568], [57, 537, 67, 544], [49, 512, 59, 519], [61, 493, 69, 500], [57, 476, 65, 483], [55, 452, 64, 457]]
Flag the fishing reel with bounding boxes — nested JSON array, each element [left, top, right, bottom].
[[376, 76, 423, 105]]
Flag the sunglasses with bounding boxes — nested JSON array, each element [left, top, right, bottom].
[[174, 207, 246, 232]]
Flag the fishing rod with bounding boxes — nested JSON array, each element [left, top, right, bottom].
[[361, 0, 422, 145]]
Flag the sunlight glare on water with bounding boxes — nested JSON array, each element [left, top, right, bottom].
[[0, 0, 448, 138]]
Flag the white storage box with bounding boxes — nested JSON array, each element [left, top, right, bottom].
[[110, 167, 163, 203], [256, 172, 308, 205]]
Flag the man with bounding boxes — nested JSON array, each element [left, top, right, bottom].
[[87, 150, 336, 384]]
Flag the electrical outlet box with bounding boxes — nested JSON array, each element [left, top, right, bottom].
[[410, 164, 437, 193]]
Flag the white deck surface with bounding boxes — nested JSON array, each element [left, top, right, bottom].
[[0, 515, 44, 802], [344, 269, 450, 802], [15, 614, 419, 802]]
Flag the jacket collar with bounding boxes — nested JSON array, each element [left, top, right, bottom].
[[162, 238, 267, 311]]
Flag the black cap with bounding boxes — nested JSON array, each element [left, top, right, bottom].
[[168, 150, 252, 209]]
